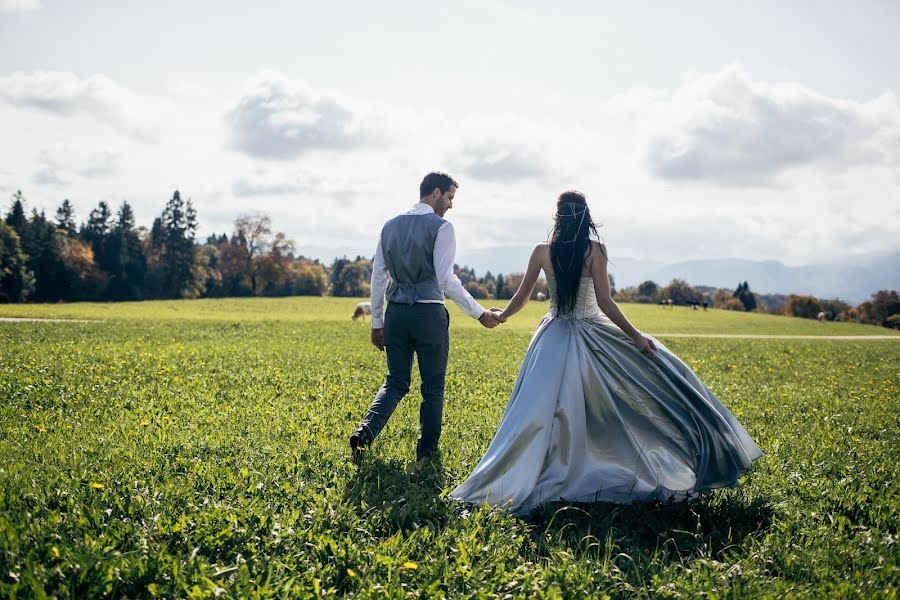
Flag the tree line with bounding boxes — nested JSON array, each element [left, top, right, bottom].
[[0, 190, 336, 303], [615, 279, 899, 329], [1, 190, 897, 329], [0, 189, 556, 305]]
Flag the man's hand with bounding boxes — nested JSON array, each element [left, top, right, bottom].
[[478, 311, 501, 329], [371, 328, 385, 351], [489, 307, 507, 323]]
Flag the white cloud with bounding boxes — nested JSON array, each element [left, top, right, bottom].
[[31, 144, 121, 187], [231, 168, 366, 205], [0, 0, 40, 13], [0, 70, 162, 141], [32, 166, 66, 186], [446, 115, 568, 184], [226, 71, 374, 159], [644, 65, 900, 186], [453, 141, 548, 182], [232, 172, 314, 197], [2, 61, 898, 270]]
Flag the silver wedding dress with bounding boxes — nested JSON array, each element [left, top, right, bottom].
[[450, 275, 762, 515]]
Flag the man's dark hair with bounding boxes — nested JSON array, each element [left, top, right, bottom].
[[419, 172, 458, 199]]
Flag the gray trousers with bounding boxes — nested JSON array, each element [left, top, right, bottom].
[[357, 302, 449, 460]]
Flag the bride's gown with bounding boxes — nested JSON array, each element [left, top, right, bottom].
[[450, 275, 762, 514]]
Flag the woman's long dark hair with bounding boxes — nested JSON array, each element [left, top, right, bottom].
[[549, 190, 601, 315]]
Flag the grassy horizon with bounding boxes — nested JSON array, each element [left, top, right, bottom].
[[1, 295, 897, 337]]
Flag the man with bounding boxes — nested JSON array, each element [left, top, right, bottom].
[[350, 172, 502, 462]]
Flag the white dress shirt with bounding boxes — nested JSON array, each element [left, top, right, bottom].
[[370, 202, 487, 328]]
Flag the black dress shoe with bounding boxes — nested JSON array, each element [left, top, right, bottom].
[[349, 432, 369, 462]]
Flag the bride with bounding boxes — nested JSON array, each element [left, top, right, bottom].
[[450, 191, 762, 514]]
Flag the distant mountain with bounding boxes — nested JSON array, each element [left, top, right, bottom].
[[641, 252, 900, 304], [298, 243, 899, 304]]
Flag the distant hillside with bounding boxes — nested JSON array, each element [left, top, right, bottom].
[[297, 244, 899, 304], [641, 252, 900, 304]]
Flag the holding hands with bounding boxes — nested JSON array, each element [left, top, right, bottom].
[[478, 307, 508, 329]]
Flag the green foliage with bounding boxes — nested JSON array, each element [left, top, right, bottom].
[[659, 278, 704, 306], [330, 257, 372, 297], [733, 281, 758, 312], [638, 280, 658, 302], [858, 290, 900, 328], [464, 280, 490, 299], [0, 298, 898, 597], [0, 221, 34, 302], [786, 294, 824, 319], [4, 191, 26, 232], [55, 199, 77, 234], [152, 190, 200, 299]]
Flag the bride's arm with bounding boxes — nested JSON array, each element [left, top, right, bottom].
[[499, 245, 543, 321], [591, 243, 657, 354]]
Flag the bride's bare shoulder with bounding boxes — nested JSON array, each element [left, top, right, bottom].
[[531, 243, 550, 260], [591, 240, 608, 259], [533, 243, 551, 270]]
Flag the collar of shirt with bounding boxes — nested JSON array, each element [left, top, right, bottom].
[[404, 202, 436, 216]]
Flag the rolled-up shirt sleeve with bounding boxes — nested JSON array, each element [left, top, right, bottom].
[[434, 221, 486, 319], [370, 236, 391, 328]]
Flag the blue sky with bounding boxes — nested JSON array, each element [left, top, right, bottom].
[[1, 0, 898, 268]]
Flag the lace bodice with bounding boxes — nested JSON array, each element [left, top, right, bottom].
[[547, 275, 601, 319]]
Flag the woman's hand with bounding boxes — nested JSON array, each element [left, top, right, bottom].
[[632, 335, 658, 356], [490, 307, 508, 323]]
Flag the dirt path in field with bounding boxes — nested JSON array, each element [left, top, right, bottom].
[[649, 333, 900, 340], [0, 317, 100, 323]]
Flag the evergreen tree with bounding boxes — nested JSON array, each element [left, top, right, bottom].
[[733, 280, 757, 311], [495, 273, 505, 299], [0, 221, 34, 302], [5, 191, 26, 234], [21, 210, 69, 301], [55, 199, 77, 234], [152, 190, 199, 298], [84, 201, 113, 239], [107, 201, 146, 300], [81, 201, 116, 280]]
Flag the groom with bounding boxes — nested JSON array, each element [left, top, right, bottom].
[[350, 172, 502, 462]]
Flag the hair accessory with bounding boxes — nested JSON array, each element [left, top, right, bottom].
[[555, 203, 588, 271]]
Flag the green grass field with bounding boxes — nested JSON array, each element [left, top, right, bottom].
[[1, 298, 898, 598]]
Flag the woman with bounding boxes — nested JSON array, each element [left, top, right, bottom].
[[450, 191, 762, 515]]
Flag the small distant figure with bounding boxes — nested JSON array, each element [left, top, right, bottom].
[[536, 291, 547, 301], [702, 302, 708, 311], [690, 302, 699, 310], [352, 302, 372, 321], [659, 299, 673, 309], [817, 311, 825, 322]]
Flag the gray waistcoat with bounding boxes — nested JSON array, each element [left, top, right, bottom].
[[382, 212, 446, 305]]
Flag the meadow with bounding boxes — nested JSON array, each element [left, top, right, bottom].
[[0, 298, 897, 598]]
